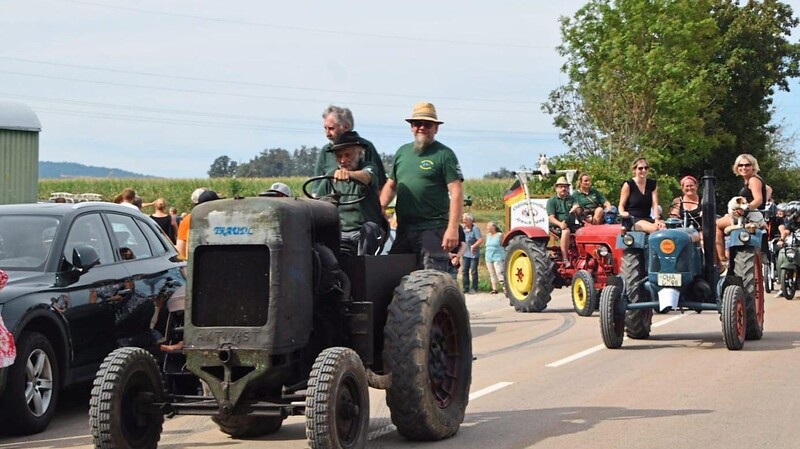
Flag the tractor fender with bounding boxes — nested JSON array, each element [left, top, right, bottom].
[[502, 226, 549, 246]]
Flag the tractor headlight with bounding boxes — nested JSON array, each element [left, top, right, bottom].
[[787, 248, 797, 261], [623, 234, 635, 246], [738, 232, 751, 243], [598, 246, 610, 257]]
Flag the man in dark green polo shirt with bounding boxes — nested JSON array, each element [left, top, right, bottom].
[[314, 105, 386, 189], [546, 176, 581, 267], [316, 131, 384, 255], [380, 102, 463, 271]]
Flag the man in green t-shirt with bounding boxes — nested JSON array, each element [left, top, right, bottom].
[[315, 131, 384, 256], [546, 176, 581, 267], [380, 102, 463, 271], [314, 105, 386, 190]]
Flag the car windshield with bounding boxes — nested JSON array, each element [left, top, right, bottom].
[[0, 215, 61, 271]]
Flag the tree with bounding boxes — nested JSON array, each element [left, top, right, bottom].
[[208, 155, 238, 178], [483, 167, 515, 179], [545, 0, 800, 209], [237, 148, 293, 177], [291, 146, 319, 176]]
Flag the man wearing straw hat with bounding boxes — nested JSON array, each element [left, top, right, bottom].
[[380, 102, 464, 272], [547, 176, 582, 267], [315, 105, 386, 189]]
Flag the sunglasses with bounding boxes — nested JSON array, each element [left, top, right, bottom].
[[737, 163, 752, 168], [635, 166, 649, 171], [410, 120, 435, 128]]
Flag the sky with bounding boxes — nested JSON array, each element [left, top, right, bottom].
[[2, 0, 800, 179]]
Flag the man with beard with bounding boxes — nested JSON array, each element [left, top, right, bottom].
[[316, 131, 384, 255], [314, 105, 386, 189], [379, 102, 464, 271]]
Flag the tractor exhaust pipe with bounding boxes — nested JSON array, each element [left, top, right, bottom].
[[701, 170, 717, 279]]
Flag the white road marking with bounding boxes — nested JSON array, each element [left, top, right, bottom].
[[0, 434, 88, 447], [546, 314, 686, 368], [368, 382, 514, 441]]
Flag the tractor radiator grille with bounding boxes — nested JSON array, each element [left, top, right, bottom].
[[192, 245, 270, 327]]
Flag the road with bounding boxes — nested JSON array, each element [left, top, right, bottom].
[[2, 288, 799, 449]]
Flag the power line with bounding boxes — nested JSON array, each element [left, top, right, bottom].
[[0, 70, 546, 115], [0, 56, 544, 105], [57, 0, 554, 50]]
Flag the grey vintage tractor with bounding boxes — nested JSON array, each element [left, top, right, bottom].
[[599, 171, 765, 351], [88, 178, 472, 449]]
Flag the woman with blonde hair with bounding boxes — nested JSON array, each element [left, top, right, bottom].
[[150, 198, 178, 243], [484, 222, 505, 294], [618, 157, 664, 233], [669, 175, 702, 227], [715, 153, 767, 269]]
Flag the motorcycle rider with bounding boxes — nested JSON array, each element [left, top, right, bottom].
[[775, 202, 800, 297]]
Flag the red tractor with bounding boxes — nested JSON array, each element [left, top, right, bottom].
[[502, 169, 622, 315]]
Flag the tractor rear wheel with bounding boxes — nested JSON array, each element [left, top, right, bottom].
[[721, 284, 746, 350], [600, 285, 625, 349], [571, 270, 597, 316], [621, 250, 652, 339], [733, 248, 764, 340], [384, 270, 472, 441], [504, 236, 554, 312]]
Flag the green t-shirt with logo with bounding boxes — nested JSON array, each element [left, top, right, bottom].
[[546, 194, 575, 222], [572, 187, 607, 210], [319, 161, 383, 232], [390, 141, 463, 232]]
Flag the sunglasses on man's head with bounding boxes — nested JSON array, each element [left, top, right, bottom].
[[410, 120, 434, 128]]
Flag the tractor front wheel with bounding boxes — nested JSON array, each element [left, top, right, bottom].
[[721, 285, 746, 350], [600, 285, 625, 349], [571, 270, 597, 316]]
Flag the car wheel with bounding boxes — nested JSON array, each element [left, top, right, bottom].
[[90, 347, 164, 449], [384, 270, 472, 440], [305, 347, 369, 449], [0, 331, 60, 435]]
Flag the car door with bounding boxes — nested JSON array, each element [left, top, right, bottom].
[[57, 212, 129, 367], [104, 213, 183, 347]]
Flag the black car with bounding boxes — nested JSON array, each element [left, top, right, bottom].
[[0, 202, 185, 435]]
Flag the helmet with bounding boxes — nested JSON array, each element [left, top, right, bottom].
[[777, 202, 789, 212], [604, 205, 618, 224]]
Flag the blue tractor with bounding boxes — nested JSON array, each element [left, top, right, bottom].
[[599, 171, 765, 350]]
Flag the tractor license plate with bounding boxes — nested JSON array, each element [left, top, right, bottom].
[[658, 273, 681, 287]]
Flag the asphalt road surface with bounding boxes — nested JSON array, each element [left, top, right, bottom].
[[2, 287, 799, 449]]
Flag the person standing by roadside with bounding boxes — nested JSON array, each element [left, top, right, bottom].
[[0, 269, 16, 369], [461, 213, 484, 293], [315, 105, 386, 189], [176, 188, 219, 259], [150, 198, 178, 243], [380, 102, 464, 272], [484, 222, 505, 294]]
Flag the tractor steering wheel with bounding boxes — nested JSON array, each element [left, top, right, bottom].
[[302, 175, 369, 206]]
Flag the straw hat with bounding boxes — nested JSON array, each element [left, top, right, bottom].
[[554, 176, 570, 187], [405, 102, 443, 124]]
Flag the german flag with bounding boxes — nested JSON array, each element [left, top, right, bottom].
[[503, 179, 525, 207]]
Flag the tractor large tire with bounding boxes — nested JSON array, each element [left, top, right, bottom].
[[305, 347, 369, 449], [384, 270, 472, 441], [212, 415, 284, 438], [90, 347, 164, 449], [0, 332, 60, 435], [600, 285, 625, 349], [571, 269, 597, 317], [733, 248, 764, 340], [721, 284, 746, 350], [504, 236, 555, 312], [621, 250, 652, 339]]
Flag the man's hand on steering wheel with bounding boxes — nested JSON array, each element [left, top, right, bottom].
[[302, 175, 369, 206]]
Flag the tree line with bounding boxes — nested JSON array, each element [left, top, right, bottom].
[[208, 147, 395, 178]]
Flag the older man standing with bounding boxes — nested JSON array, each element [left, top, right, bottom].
[[316, 131, 384, 255], [380, 102, 464, 272], [315, 105, 386, 188]]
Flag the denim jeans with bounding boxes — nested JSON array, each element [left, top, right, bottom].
[[462, 256, 479, 291]]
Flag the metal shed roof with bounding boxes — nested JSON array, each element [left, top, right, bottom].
[[0, 100, 41, 132]]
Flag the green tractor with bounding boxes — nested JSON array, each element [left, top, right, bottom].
[[88, 178, 472, 449], [600, 171, 765, 351]]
